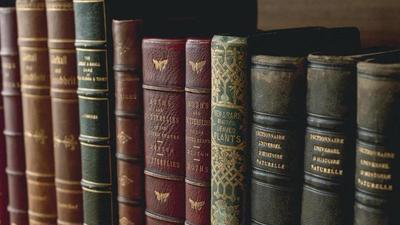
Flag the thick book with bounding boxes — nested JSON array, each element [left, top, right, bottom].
[[211, 35, 248, 225], [46, 0, 83, 224], [16, 0, 57, 224], [301, 49, 398, 225], [354, 54, 400, 225], [185, 38, 211, 225], [113, 19, 144, 225], [0, 9, 9, 225], [0, 7, 28, 225], [73, 0, 116, 224], [142, 38, 186, 225]]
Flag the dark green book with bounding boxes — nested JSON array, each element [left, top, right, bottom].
[[73, 0, 116, 224], [354, 53, 400, 225]]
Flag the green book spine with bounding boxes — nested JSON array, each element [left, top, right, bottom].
[[73, 0, 115, 224], [211, 35, 248, 225]]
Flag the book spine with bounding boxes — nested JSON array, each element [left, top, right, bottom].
[[112, 19, 144, 225], [250, 55, 306, 225], [46, 0, 83, 224], [185, 38, 211, 225], [354, 61, 400, 225], [210, 35, 248, 225], [73, 0, 115, 224], [0, 8, 9, 225], [142, 38, 186, 225], [16, 1, 57, 224], [0, 7, 28, 225], [301, 55, 356, 225]]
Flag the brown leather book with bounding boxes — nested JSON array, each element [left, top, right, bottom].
[[142, 38, 186, 225], [0, 7, 28, 225], [113, 19, 144, 225], [185, 38, 211, 225], [16, 0, 57, 224], [46, 0, 83, 224]]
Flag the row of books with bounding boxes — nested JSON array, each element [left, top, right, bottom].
[[0, 1, 399, 225]]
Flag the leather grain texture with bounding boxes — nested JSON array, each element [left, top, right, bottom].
[[354, 55, 400, 225], [113, 19, 144, 225], [74, 0, 116, 224], [250, 55, 306, 225], [185, 38, 211, 225], [0, 7, 28, 225], [16, 0, 57, 224], [142, 38, 186, 225], [210, 35, 248, 225], [46, 0, 83, 224]]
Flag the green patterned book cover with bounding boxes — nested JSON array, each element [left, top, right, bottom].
[[211, 35, 248, 225]]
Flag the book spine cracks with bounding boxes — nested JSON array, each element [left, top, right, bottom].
[[250, 55, 306, 225], [142, 38, 186, 225], [73, 0, 115, 224], [354, 61, 400, 225], [185, 38, 211, 225], [0, 7, 28, 225], [301, 56, 356, 225], [46, 0, 83, 224], [112, 19, 144, 225], [16, 1, 57, 224], [210, 36, 248, 225]]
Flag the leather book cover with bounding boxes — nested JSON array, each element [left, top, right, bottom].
[[142, 38, 186, 225], [250, 55, 306, 225], [16, 0, 57, 224], [211, 35, 248, 225], [185, 38, 211, 225], [0, 7, 28, 225], [112, 19, 144, 225], [73, 0, 116, 224], [0, 9, 9, 225], [354, 54, 400, 225], [301, 49, 399, 225], [46, 0, 83, 224]]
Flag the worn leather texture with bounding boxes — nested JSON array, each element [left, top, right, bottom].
[[0, 8, 9, 225], [0, 7, 28, 225], [46, 0, 83, 224], [74, 0, 116, 224], [16, 1, 57, 224], [142, 38, 186, 225], [113, 19, 144, 225], [211, 35, 248, 225], [250, 55, 306, 225], [354, 56, 400, 225], [185, 38, 211, 225]]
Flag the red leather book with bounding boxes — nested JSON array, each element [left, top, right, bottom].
[[113, 19, 145, 225], [143, 38, 186, 225], [185, 38, 211, 225], [0, 7, 28, 225]]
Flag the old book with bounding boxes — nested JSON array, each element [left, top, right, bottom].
[[113, 19, 144, 225], [142, 38, 186, 225], [185, 38, 211, 225], [301, 49, 398, 225], [16, 0, 57, 224], [0, 7, 28, 225], [211, 35, 248, 225], [46, 0, 83, 224], [354, 54, 400, 225], [0, 9, 9, 225], [73, 0, 116, 223]]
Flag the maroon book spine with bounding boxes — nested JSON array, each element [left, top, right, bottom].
[[185, 38, 211, 225], [0, 7, 23, 225], [112, 19, 145, 225], [142, 38, 186, 225]]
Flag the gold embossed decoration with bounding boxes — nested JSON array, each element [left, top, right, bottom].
[[25, 129, 48, 145], [117, 131, 132, 144], [189, 198, 205, 211], [210, 35, 248, 225], [154, 191, 170, 203], [119, 217, 135, 225], [152, 59, 168, 71], [189, 60, 206, 74], [118, 175, 134, 187], [54, 135, 78, 151]]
